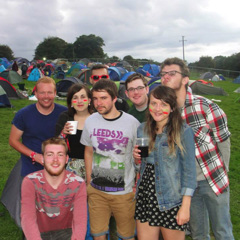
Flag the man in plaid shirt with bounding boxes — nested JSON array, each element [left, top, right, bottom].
[[161, 57, 234, 240]]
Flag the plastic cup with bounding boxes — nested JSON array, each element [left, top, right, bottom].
[[67, 121, 78, 135], [136, 137, 149, 158]]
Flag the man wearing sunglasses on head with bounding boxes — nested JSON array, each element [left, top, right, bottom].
[[90, 64, 129, 112]]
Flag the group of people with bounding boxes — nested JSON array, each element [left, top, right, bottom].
[[1, 58, 234, 240]]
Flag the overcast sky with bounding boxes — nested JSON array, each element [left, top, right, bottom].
[[1, 0, 239, 63]]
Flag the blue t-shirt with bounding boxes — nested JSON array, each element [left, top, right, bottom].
[[12, 103, 67, 176]]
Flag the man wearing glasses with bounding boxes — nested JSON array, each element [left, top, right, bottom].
[[124, 73, 149, 123], [90, 64, 129, 112], [160, 57, 234, 240]]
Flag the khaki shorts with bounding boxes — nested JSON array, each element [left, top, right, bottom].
[[87, 185, 136, 239]]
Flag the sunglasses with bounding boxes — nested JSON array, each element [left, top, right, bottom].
[[91, 75, 109, 81]]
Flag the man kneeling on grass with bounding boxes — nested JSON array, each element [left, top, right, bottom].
[[21, 137, 87, 240]]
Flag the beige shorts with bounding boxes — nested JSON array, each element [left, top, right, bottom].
[[87, 185, 136, 239]]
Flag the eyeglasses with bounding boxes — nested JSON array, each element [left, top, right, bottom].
[[127, 86, 146, 93], [160, 70, 185, 77], [91, 75, 109, 81]]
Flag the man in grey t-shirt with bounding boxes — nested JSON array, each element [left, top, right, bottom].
[[81, 79, 139, 240]]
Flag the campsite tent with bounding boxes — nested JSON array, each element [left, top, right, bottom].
[[56, 77, 83, 96], [108, 67, 128, 81], [0, 65, 6, 73], [233, 76, 240, 84], [189, 81, 228, 96], [142, 64, 160, 77], [0, 85, 12, 107], [200, 72, 214, 80], [0, 70, 23, 84], [78, 69, 91, 85], [67, 63, 87, 76], [0, 77, 24, 99], [234, 87, 240, 93], [28, 68, 43, 81], [115, 61, 133, 72], [0, 58, 11, 69], [120, 72, 136, 82], [148, 77, 161, 92]]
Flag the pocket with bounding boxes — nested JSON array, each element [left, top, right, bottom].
[[194, 125, 212, 145]]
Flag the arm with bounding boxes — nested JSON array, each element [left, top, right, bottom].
[[84, 146, 93, 185], [176, 195, 191, 225], [217, 138, 231, 171], [71, 181, 87, 240], [9, 124, 43, 165], [21, 177, 42, 240]]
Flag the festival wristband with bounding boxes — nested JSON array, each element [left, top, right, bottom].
[[30, 151, 36, 164]]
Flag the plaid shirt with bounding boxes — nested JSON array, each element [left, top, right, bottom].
[[181, 91, 230, 195]]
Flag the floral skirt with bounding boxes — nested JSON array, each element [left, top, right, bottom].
[[135, 163, 187, 231], [66, 158, 86, 180]]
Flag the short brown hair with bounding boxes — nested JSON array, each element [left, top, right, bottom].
[[92, 79, 117, 100], [42, 137, 68, 155], [161, 57, 190, 77], [90, 64, 108, 75], [35, 77, 56, 91], [124, 73, 148, 90]]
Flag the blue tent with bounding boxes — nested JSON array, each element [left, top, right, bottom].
[[0, 65, 6, 73], [136, 67, 153, 77], [0, 58, 11, 69], [142, 64, 160, 77], [67, 63, 87, 75], [148, 77, 161, 92], [233, 76, 240, 84], [108, 67, 128, 81], [28, 68, 41, 81], [120, 71, 136, 82]]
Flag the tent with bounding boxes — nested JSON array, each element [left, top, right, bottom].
[[78, 69, 91, 85], [28, 68, 43, 81], [148, 77, 161, 92], [200, 72, 214, 80], [0, 85, 12, 107], [67, 63, 87, 76], [0, 58, 11, 69], [120, 71, 136, 82], [108, 67, 128, 81], [233, 76, 240, 84], [136, 67, 153, 77], [0, 77, 25, 99], [115, 61, 133, 72], [189, 81, 228, 96], [56, 77, 83, 96], [142, 64, 160, 77], [0, 70, 23, 84], [0, 65, 6, 73], [234, 87, 240, 93]]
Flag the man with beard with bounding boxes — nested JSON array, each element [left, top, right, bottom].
[[81, 79, 140, 240], [21, 137, 87, 240], [160, 57, 234, 240]]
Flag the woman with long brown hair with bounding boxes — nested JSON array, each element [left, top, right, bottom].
[[134, 85, 196, 240]]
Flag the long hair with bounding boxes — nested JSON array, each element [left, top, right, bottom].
[[67, 83, 93, 117], [145, 86, 184, 155]]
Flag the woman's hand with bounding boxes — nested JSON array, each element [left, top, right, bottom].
[[34, 153, 44, 166], [133, 145, 141, 165], [176, 196, 191, 225], [62, 122, 73, 135]]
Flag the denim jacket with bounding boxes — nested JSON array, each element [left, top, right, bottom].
[[136, 122, 197, 211]]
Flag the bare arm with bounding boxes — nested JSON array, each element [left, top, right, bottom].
[[9, 124, 43, 165], [84, 146, 93, 186], [176, 195, 191, 225]]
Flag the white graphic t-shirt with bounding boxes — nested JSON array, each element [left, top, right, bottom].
[[81, 112, 140, 195]]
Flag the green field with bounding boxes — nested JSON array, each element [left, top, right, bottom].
[[0, 76, 239, 239]]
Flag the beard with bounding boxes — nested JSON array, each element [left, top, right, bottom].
[[44, 163, 66, 176]]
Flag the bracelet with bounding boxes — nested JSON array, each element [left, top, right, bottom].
[[30, 151, 36, 163]]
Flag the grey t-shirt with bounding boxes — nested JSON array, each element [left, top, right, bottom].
[[81, 112, 140, 195]]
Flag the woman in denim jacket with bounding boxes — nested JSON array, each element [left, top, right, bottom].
[[134, 86, 196, 240]]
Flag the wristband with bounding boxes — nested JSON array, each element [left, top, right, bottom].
[[30, 151, 36, 164]]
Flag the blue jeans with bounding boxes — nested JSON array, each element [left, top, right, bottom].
[[189, 180, 234, 240]]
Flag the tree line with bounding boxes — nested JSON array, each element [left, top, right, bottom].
[[1, 34, 240, 72]]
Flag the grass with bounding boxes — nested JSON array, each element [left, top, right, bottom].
[[0, 75, 240, 239]]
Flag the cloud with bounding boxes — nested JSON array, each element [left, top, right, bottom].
[[0, 0, 239, 63]]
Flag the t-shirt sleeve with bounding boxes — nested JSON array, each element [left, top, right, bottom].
[[80, 121, 92, 147], [71, 181, 87, 240], [21, 177, 42, 240], [12, 108, 25, 131]]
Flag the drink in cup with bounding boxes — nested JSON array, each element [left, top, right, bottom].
[[136, 138, 149, 158], [67, 121, 78, 135]]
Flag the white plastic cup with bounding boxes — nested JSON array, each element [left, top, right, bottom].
[[67, 121, 78, 135]]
